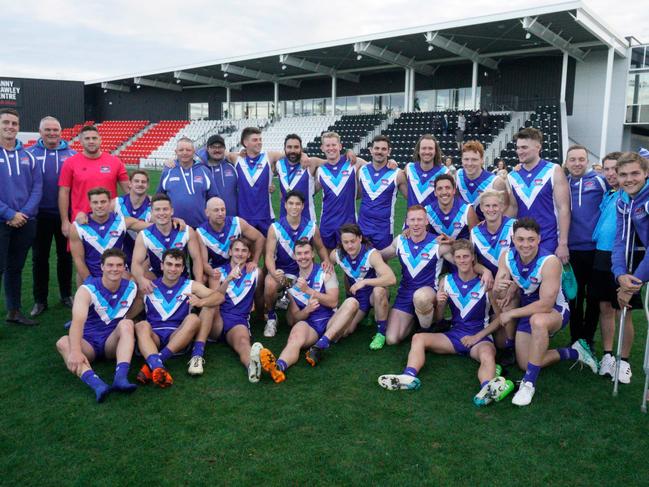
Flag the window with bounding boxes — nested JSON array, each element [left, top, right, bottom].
[[189, 102, 209, 120]]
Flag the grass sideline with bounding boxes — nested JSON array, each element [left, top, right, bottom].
[[1, 169, 649, 486]]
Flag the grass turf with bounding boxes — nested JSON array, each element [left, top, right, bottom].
[[1, 169, 649, 486]]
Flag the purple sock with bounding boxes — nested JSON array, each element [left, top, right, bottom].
[[267, 310, 277, 320], [146, 353, 164, 370], [558, 348, 578, 361], [376, 320, 387, 335], [159, 347, 173, 362], [81, 369, 110, 402], [504, 337, 515, 349], [192, 341, 205, 357], [403, 366, 418, 377], [523, 362, 541, 385], [277, 359, 288, 371], [114, 362, 130, 383], [315, 335, 331, 349], [481, 380, 489, 388]]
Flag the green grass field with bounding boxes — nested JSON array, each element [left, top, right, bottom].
[[2, 170, 649, 486]]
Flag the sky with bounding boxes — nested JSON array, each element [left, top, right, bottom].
[[3, 0, 648, 81]]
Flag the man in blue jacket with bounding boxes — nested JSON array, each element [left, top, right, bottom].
[[565, 145, 607, 348], [28, 116, 76, 317], [200, 135, 238, 216], [0, 108, 43, 325]]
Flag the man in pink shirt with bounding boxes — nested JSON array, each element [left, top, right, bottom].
[[58, 125, 130, 238]]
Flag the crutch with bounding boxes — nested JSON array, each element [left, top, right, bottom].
[[641, 286, 649, 413], [613, 222, 635, 396]]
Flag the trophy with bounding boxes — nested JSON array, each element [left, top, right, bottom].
[[276, 273, 297, 310]]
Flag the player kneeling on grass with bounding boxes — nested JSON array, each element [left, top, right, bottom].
[[493, 217, 598, 407], [331, 223, 396, 350], [260, 240, 359, 383], [378, 240, 514, 406], [56, 249, 138, 403], [135, 249, 223, 388], [209, 237, 266, 383]]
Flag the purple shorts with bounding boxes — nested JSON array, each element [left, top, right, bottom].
[[152, 326, 177, 347], [443, 327, 493, 355], [248, 219, 273, 237], [348, 286, 372, 314], [517, 304, 570, 334], [83, 326, 115, 359], [219, 312, 250, 341], [320, 230, 340, 250]]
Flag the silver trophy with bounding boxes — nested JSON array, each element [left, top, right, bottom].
[[276, 273, 297, 310]]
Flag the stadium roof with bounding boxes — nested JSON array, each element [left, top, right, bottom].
[[88, 1, 628, 91]]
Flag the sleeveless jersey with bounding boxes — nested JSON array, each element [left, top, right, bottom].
[[456, 168, 496, 219], [196, 217, 242, 269], [81, 277, 137, 334], [318, 158, 357, 236], [405, 162, 448, 207], [442, 273, 490, 332], [74, 213, 126, 277], [505, 247, 569, 312], [144, 277, 193, 330], [288, 263, 335, 322], [358, 164, 398, 239], [271, 217, 316, 275], [425, 197, 471, 240], [114, 195, 151, 265], [335, 245, 377, 286], [470, 217, 515, 275], [277, 158, 315, 221], [235, 152, 274, 223], [141, 225, 190, 278], [507, 160, 558, 248], [217, 263, 258, 319], [395, 233, 443, 291]]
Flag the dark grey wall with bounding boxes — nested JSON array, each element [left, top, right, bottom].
[[1, 78, 85, 132], [87, 54, 570, 121]]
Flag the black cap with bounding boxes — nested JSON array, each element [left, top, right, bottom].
[[207, 134, 225, 147]]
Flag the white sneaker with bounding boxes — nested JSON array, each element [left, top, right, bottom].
[[377, 374, 421, 391], [263, 318, 277, 337], [512, 380, 536, 406], [187, 355, 205, 376], [571, 339, 599, 374], [599, 353, 616, 378], [248, 342, 262, 383], [615, 360, 632, 384]]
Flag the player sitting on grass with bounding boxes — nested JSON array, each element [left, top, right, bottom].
[[259, 240, 360, 383], [492, 217, 598, 406], [330, 223, 396, 350], [208, 237, 266, 383], [378, 239, 514, 407], [135, 249, 223, 387], [55, 249, 138, 403]]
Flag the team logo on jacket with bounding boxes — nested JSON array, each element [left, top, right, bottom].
[[174, 242, 184, 248], [381, 179, 389, 185], [342, 170, 350, 176], [421, 252, 431, 260], [193, 175, 203, 183], [120, 300, 129, 307], [176, 295, 185, 302], [471, 292, 480, 299], [530, 277, 539, 283], [100, 166, 110, 173], [534, 179, 543, 186], [453, 222, 462, 228], [109, 230, 120, 237], [244, 279, 252, 285], [499, 239, 508, 245]]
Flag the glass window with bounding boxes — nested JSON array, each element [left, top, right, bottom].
[[436, 90, 450, 110], [189, 102, 209, 120], [359, 95, 374, 114], [390, 93, 405, 114], [346, 96, 359, 114], [257, 102, 269, 119], [336, 97, 346, 115], [314, 98, 325, 116], [232, 102, 243, 119]]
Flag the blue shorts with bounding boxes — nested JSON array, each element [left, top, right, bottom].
[[364, 231, 393, 251], [539, 235, 558, 254], [83, 326, 115, 359], [248, 219, 273, 236], [392, 286, 416, 316], [320, 230, 339, 250], [305, 316, 330, 338], [152, 326, 177, 347], [517, 304, 570, 334], [277, 260, 299, 276], [348, 286, 372, 313], [220, 312, 250, 341], [443, 327, 493, 355]]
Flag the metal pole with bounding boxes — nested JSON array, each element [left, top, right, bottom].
[[410, 68, 416, 112], [560, 51, 569, 103], [331, 75, 337, 116], [599, 46, 615, 160], [226, 87, 231, 119], [404, 69, 410, 112], [471, 61, 478, 110], [273, 82, 279, 119]]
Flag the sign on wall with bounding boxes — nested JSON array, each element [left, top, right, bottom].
[[0, 79, 22, 107]]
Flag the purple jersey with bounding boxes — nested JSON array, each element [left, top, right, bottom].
[[442, 273, 490, 333], [270, 217, 316, 275], [217, 263, 258, 321], [405, 162, 448, 207], [74, 213, 126, 277], [277, 158, 315, 221], [235, 152, 274, 225], [114, 195, 150, 266], [507, 160, 559, 251], [395, 232, 443, 291], [141, 225, 189, 278], [81, 277, 137, 336], [456, 168, 496, 219], [196, 217, 242, 269], [358, 164, 398, 249], [144, 276, 193, 330], [288, 263, 336, 322], [425, 197, 471, 240], [470, 217, 515, 275], [318, 158, 357, 238]]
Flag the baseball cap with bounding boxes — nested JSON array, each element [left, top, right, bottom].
[[207, 135, 225, 147]]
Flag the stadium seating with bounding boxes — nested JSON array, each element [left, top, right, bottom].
[[495, 105, 562, 168], [357, 110, 510, 166], [69, 120, 148, 153], [60, 121, 94, 142], [118, 120, 189, 164], [305, 114, 386, 158], [260, 115, 339, 152]]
